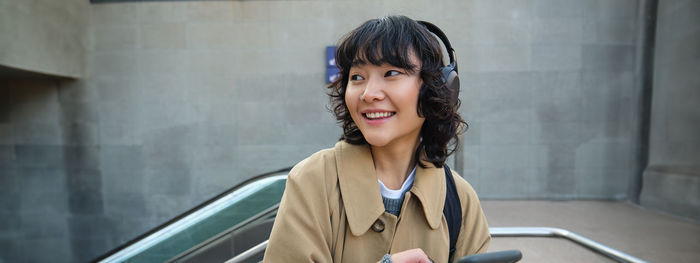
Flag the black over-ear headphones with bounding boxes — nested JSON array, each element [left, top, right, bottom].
[[417, 21, 460, 107]]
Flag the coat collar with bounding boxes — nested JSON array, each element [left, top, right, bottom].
[[334, 141, 446, 236]]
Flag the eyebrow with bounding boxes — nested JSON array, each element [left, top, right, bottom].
[[351, 59, 367, 67]]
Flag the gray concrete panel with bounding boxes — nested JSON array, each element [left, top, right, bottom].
[[189, 124, 238, 171], [575, 168, 628, 199], [479, 167, 540, 198], [20, 211, 70, 239], [480, 122, 532, 145], [0, 168, 20, 214], [91, 25, 138, 51], [11, 122, 63, 145], [542, 167, 577, 197], [0, 238, 20, 262], [59, 97, 99, 123], [188, 1, 233, 22], [581, 0, 639, 20], [480, 145, 534, 169], [531, 18, 583, 44], [90, 51, 139, 77], [462, 44, 531, 72], [61, 122, 99, 146], [641, 0, 700, 220], [641, 170, 700, 220], [19, 168, 68, 214], [98, 122, 143, 146], [90, 3, 138, 26], [478, 97, 535, 123], [0, 214, 21, 238], [468, 0, 533, 20], [139, 2, 186, 24], [533, 0, 587, 18], [581, 44, 636, 72], [63, 145, 100, 171], [530, 45, 582, 71], [15, 145, 64, 169], [583, 19, 638, 45], [468, 19, 531, 45], [534, 144, 576, 169], [138, 50, 187, 76], [0, 145, 15, 167], [142, 124, 197, 170], [103, 192, 148, 218], [66, 168, 104, 215], [140, 23, 187, 50], [19, 237, 73, 263], [185, 50, 241, 76], [71, 237, 114, 262], [145, 168, 191, 196]]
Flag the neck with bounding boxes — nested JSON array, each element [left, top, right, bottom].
[[371, 137, 421, 190]]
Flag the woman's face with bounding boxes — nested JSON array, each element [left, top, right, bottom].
[[344, 53, 425, 149]]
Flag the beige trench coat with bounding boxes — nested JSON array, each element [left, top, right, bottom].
[[263, 141, 490, 262]]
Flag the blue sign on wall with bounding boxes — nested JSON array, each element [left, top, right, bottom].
[[326, 46, 339, 83]]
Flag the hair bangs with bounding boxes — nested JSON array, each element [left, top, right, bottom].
[[335, 17, 420, 76]]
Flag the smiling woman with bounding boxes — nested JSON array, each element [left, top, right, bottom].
[[330, 16, 465, 171], [263, 15, 490, 263]]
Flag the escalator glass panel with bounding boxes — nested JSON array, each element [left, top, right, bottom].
[[104, 176, 286, 263]]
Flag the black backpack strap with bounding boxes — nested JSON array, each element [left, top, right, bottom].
[[443, 165, 462, 261]]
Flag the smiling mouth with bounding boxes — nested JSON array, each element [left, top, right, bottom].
[[363, 112, 396, 120]]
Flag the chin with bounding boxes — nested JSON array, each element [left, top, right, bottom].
[[363, 136, 390, 147]]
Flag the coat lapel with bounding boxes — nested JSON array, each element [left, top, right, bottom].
[[410, 162, 446, 230], [335, 141, 385, 236]]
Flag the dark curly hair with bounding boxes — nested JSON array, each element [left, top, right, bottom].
[[328, 15, 467, 168]]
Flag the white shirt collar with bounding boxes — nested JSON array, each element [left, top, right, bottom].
[[378, 166, 417, 199]]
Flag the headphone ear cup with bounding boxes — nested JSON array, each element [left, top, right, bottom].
[[442, 66, 460, 107]]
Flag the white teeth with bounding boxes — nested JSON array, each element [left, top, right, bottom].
[[366, 112, 393, 119]]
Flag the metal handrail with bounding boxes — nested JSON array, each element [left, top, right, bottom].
[[490, 227, 648, 263], [166, 204, 280, 262], [229, 226, 649, 263], [225, 240, 268, 263]]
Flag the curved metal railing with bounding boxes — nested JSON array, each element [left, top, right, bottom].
[[489, 227, 648, 263]]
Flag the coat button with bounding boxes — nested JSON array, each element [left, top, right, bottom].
[[371, 219, 385, 232]]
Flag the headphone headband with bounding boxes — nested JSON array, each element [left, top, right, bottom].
[[417, 20, 457, 73]]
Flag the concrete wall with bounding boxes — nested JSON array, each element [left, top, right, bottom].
[[0, 0, 88, 78], [456, 0, 640, 199], [640, 0, 700, 221], [0, 0, 645, 262]]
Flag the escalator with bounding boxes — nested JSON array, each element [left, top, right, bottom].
[[93, 168, 290, 263]]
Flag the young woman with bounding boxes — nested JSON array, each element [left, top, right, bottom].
[[263, 15, 490, 263]]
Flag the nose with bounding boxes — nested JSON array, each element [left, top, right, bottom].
[[360, 77, 385, 102]]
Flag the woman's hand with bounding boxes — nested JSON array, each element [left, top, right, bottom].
[[390, 248, 433, 263]]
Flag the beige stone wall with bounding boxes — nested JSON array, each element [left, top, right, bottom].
[[0, 0, 88, 78]]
